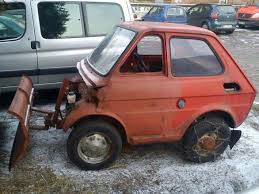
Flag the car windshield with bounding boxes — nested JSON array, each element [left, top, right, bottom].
[[88, 27, 136, 76]]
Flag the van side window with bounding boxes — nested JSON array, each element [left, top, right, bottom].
[[170, 38, 223, 76], [0, 3, 26, 40], [38, 2, 84, 39], [84, 3, 124, 36]]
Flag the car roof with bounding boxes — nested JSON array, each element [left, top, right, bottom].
[[119, 21, 216, 36], [151, 4, 184, 8]]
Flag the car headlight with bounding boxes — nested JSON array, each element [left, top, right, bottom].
[[251, 13, 259, 19]]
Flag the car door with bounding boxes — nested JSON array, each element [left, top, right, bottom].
[[31, 0, 125, 86], [105, 33, 173, 142], [0, 0, 37, 89], [187, 5, 202, 26], [166, 33, 226, 138]]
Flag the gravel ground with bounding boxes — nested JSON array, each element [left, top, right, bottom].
[[0, 28, 259, 193], [218, 28, 259, 101]]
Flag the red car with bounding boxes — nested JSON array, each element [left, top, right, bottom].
[[238, 3, 259, 28], [8, 22, 256, 170]]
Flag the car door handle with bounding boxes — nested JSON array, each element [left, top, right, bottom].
[[31, 41, 40, 49], [224, 82, 241, 92]]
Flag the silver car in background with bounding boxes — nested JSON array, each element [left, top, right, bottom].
[[0, 0, 133, 92]]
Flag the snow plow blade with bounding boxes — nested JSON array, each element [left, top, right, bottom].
[[8, 76, 34, 170]]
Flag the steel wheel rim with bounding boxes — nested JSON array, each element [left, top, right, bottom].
[[193, 132, 219, 156], [77, 133, 111, 164]]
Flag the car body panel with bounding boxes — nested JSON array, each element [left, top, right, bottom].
[[187, 4, 237, 32], [142, 5, 187, 24], [0, 0, 133, 92], [237, 5, 259, 27], [62, 22, 256, 144]]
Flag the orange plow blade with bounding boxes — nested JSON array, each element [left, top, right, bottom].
[[8, 76, 34, 170]]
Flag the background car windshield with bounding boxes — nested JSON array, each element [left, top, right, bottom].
[[217, 6, 236, 13], [88, 27, 136, 75]]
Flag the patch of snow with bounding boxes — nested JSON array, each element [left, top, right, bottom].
[[1, 104, 259, 193]]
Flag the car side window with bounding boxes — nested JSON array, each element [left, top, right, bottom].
[[202, 5, 212, 15], [120, 35, 163, 73], [84, 3, 124, 36], [148, 6, 163, 16], [188, 6, 200, 16], [38, 2, 84, 39], [0, 2, 26, 41], [170, 38, 223, 76], [167, 7, 185, 17]]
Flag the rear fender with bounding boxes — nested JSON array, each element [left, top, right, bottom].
[[178, 104, 237, 139]]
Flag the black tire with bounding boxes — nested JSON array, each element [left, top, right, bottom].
[[182, 117, 231, 163], [238, 24, 245, 28], [225, 30, 235, 34], [201, 22, 209, 30], [67, 120, 122, 170]]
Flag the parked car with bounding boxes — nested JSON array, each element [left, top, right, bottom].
[[0, 0, 133, 93], [142, 4, 187, 24], [187, 4, 237, 34], [237, 3, 259, 28], [9, 22, 256, 170]]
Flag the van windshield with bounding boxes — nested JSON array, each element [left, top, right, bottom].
[[88, 27, 136, 76]]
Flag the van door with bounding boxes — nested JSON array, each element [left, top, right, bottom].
[[31, 0, 126, 86], [0, 1, 37, 89]]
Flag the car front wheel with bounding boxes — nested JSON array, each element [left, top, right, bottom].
[[67, 120, 122, 170], [183, 117, 231, 163]]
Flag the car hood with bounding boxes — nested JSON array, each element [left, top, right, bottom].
[[77, 59, 108, 88], [238, 6, 259, 14]]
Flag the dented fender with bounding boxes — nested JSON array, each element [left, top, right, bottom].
[[61, 100, 128, 135]]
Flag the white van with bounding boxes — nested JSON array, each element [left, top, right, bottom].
[[0, 0, 133, 92]]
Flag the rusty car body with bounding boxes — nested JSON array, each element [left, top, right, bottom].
[[8, 22, 256, 170]]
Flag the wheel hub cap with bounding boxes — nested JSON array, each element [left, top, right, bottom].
[[77, 133, 110, 164]]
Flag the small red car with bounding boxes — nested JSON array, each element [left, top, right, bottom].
[[9, 22, 256, 170], [238, 3, 259, 28]]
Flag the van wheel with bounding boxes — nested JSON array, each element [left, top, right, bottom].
[[67, 120, 122, 170], [201, 23, 209, 30], [183, 117, 231, 163]]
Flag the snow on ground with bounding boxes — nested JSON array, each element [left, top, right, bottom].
[[0, 104, 259, 193]]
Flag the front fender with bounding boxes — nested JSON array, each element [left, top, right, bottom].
[[61, 101, 127, 133]]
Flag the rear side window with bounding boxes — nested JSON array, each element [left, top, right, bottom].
[[167, 7, 185, 17], [84, 3, 124, 36], [0, 2, 25, 40], [217, 6, 236, 14], [170, 38, 223, 76], [38, 2, 84, 39]]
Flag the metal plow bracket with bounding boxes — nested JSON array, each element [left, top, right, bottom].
[[8, 76, 34, 170]]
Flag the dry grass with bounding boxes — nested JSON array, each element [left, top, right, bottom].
[[0, 165, 93, 194]]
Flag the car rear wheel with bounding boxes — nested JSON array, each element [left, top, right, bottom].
[[238, 24, 245, 28], [182, 117, 231, 163], [67, 120, 122, 170], [225, 30, 234, 34], [201, 23, 209, 30]]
